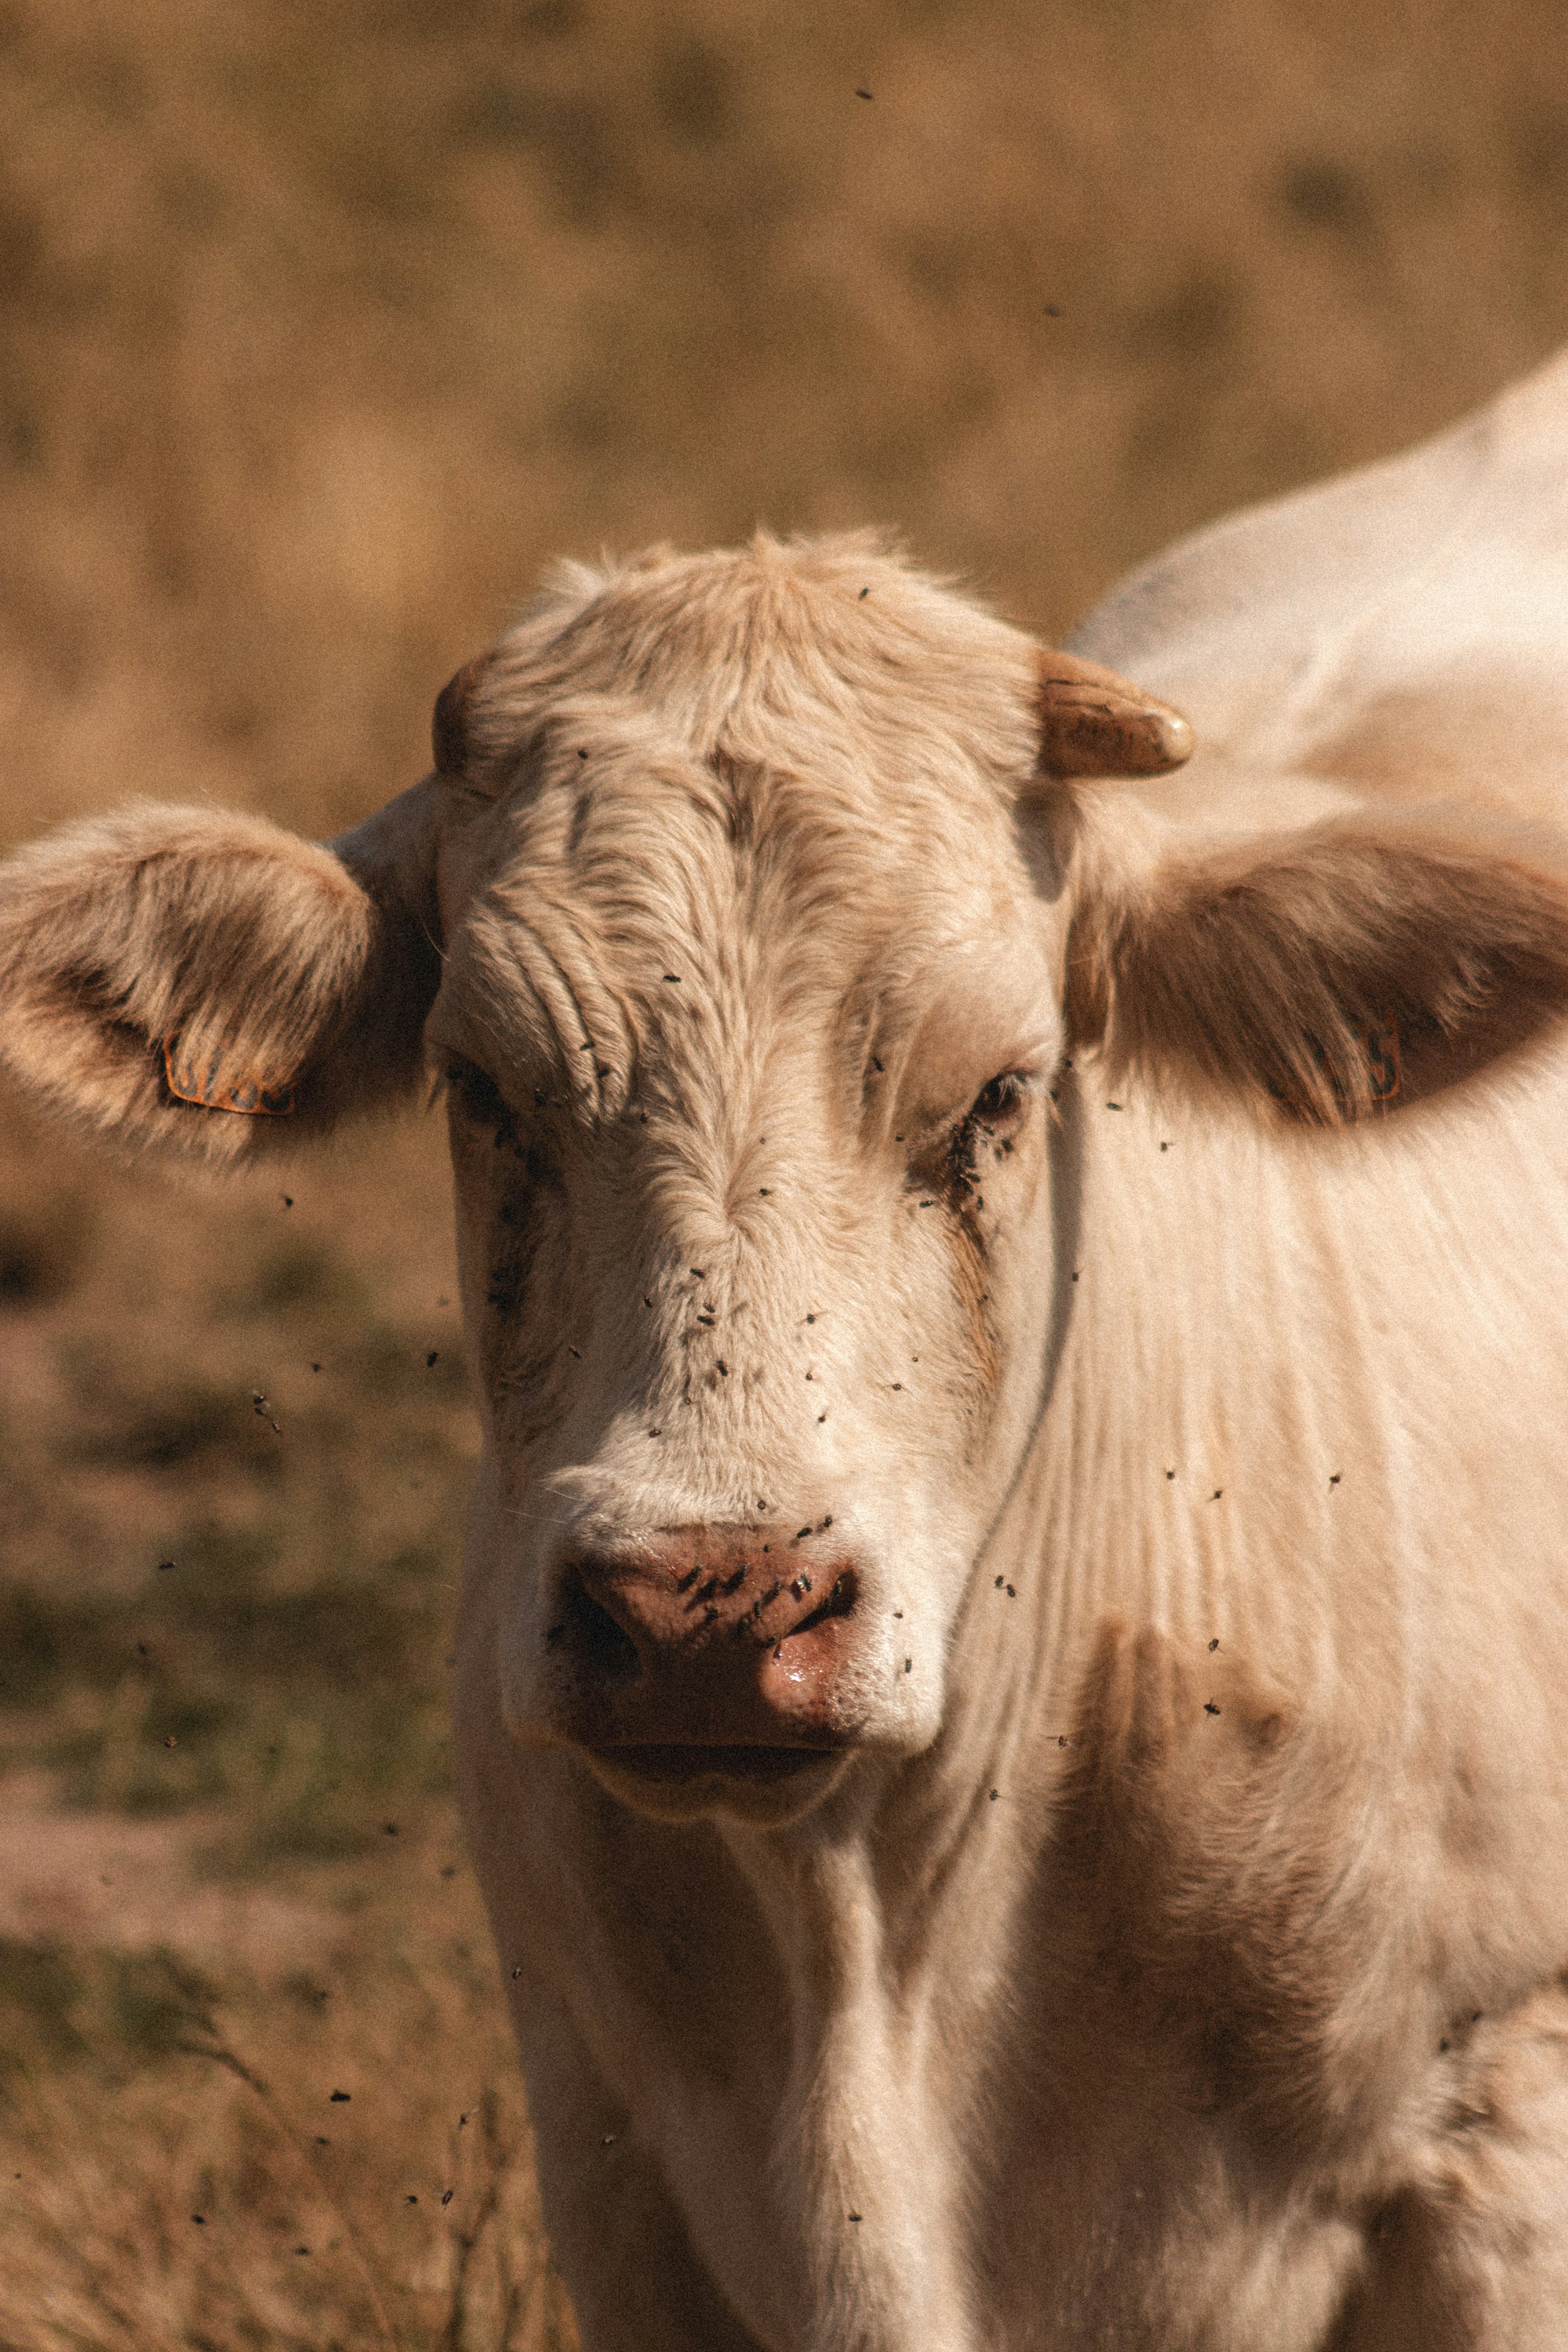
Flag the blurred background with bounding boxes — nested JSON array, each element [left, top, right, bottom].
[[2, 1, 1567, 2343]]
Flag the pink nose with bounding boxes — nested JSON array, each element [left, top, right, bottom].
[[548, 1524, 860, 1751]]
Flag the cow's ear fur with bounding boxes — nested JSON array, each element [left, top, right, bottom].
[[1060, 796, 1568, 1122], [0, 782, 443, 1166]]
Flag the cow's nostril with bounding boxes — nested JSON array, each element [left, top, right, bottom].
[[555, 1567, 641, 1682], [780, 1568, 858, 1642]]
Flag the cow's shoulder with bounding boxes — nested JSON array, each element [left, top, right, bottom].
[[1035, 1619, 1411, 2152]]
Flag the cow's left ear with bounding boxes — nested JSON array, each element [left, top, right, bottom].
[[0, 780, 443, 1165], [1059, 800, 1568, 1122]]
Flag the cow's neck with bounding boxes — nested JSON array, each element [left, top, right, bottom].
[[715, 1491, 1074, 2349]]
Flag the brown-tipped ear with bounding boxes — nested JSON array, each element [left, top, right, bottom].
[[0, 780, 444, 1168], [1064, 807, 1568, 1123], [432, 652, 490, 776], [1036, 648, 1194, 779]]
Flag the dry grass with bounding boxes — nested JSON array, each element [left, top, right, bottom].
[[0, 1906, 577, 2352], [0, 1096, 580, 2347], [2, 1, 1568, 2342], [4, 0, 1568, 844]]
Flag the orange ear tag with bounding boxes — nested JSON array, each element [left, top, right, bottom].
[[163, 1039, 297, 1117]]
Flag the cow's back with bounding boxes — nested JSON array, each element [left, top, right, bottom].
[[1072, 347, 1568, 831]]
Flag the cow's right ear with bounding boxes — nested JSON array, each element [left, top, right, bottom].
[[0, 780, 443, 1166], [1056, 793, 1568, 1122]]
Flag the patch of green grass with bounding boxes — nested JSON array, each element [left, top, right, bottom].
[[0, 1202, 472, 1868], [0, 1940, 86, 2070], [0, 1943, 223, 2079], [12, 1539, 459, 1841]]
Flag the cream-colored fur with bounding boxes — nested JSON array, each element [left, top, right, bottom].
[[9, 363, 1568, 2347], [0, 781, 443, 1161]]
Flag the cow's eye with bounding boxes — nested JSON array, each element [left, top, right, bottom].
[[445, 1059, 507, 1125], [967, 1072, 1029, 1135]]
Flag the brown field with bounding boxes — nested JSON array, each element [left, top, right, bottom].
[[2, 1, 1567, 2342]]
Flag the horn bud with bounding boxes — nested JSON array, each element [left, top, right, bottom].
[[1036, 649, 1193, 779], [432, 654, 489, 777]]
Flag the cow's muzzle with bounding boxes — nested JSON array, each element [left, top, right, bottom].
[[544, 1523, 862, 1767]]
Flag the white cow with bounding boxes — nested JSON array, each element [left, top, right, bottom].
[[7, 354, 1568, 2350]]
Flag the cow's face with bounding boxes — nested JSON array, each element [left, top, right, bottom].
[[12, 531, 1568, 1824], [426, 541, 1094, 1821]]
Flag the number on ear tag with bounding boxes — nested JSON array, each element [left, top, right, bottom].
[[1363, 1019, 1402, 1104], [163, 1040, 297, 1117], [1274, 1014, 1403, 1118]]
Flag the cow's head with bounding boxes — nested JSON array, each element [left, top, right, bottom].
[[6, 534, 1568, 1823]]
